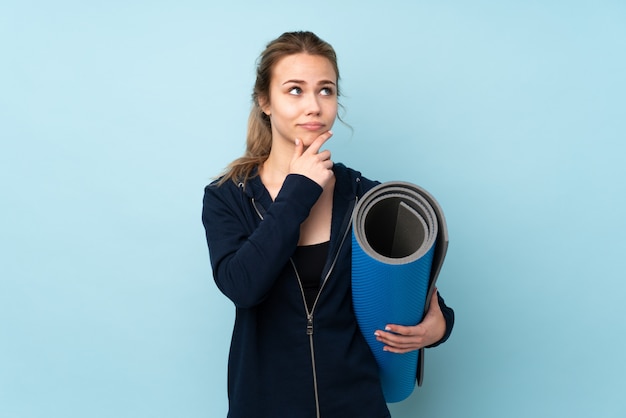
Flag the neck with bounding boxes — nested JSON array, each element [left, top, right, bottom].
[[260, 136, 298, 185], [258, 143, 294, 198]]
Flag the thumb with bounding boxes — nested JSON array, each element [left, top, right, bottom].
[[292, 138, 304, 161], [426, 288, 441, 316]]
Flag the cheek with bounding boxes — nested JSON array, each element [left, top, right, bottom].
[[272, 109, 298, 129], [327, 102, 338, 120], [327, 96, 338, 111], [271, 98, 298, 119]]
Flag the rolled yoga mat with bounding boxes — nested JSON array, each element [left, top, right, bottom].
[[352, 181, 448, 403]]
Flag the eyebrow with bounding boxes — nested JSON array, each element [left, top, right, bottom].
[[282, 79, 336, 86]]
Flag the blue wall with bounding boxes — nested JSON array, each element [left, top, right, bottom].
[[2, 1, 625, 417]]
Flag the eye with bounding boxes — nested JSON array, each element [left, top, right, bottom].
[[288, 86, 303, 95], [320, 86, 335, 96]]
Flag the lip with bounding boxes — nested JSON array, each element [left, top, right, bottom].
[[298, 122, 325, 131]]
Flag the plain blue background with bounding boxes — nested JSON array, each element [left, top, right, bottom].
[[2, 1, 625, 417]]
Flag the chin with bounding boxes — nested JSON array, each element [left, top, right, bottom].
[[299, 132, 325, 147], [299, 137, 316, 147]]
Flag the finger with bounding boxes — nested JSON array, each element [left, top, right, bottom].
[[292, 138, 304, 161], [383, 346, 414, 354], [375, 329, 417, 346], [377, 333, 414, 348], [304, 130, 333, 155], [378, 334, 421, 351], [383, 324, 417, 336], [378, 326, 426, 348], [317, 149, 331, 161]]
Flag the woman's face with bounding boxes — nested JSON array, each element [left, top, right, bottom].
[[261, 53, 338, 149]]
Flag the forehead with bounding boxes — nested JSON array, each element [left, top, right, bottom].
[[271, 53, 337, 84]]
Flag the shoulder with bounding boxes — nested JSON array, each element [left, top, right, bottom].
[[202, 176, 248, 216], [204, 177, 239, 199], [333, 162, 380, 198]]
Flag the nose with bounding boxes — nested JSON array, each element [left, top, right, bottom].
[[304, 92, 321, 116]]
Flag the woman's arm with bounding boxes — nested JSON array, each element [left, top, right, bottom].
[[202, 174, 322, 308]]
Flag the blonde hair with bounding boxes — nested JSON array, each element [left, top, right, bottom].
[[217, 31, 340, 185]]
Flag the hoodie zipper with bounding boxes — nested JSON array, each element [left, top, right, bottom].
[[289, 260, 321, 417], [251, 194, 358, 418]]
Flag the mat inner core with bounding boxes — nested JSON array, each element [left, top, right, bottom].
[[363, 198, 427, 258]]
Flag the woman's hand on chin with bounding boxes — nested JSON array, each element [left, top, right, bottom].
[[289, 131, 334, 188]]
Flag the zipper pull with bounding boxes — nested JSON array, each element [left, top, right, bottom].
[[307, 315, 314, 335]]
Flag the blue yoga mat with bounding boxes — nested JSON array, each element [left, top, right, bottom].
[[352, 182, 448, 402]]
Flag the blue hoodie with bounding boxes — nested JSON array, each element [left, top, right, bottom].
[[202, 163, 454, 418]]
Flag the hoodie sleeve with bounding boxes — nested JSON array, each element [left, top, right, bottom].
[[202, 174, 322, 308]]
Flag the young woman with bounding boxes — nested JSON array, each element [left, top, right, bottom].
[[202, 31, 454, 418]]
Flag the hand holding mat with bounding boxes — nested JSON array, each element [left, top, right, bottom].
[[351, 182, 448, 402]]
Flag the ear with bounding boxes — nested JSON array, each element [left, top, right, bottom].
[[258, 95, 271, 116]]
